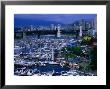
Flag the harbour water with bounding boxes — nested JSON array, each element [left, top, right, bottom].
[[14, 60, 95, 76]]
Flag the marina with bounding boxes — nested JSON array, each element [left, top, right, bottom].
[[14, 14, 97, 76], [14, 60, 96, 76]]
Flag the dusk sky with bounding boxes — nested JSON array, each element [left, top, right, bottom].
[[14, 14, 96, 26]]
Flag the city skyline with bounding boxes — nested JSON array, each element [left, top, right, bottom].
[[14, 14, 96, 26]]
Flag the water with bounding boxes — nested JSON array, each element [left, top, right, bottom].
[[35, 63, 70, 73], [14, 62, 70, 76], [14, 61, 96, 76]]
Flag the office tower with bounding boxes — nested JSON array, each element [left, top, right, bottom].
[[51, 24, 54, 30], [93, 17, 97, 36], [94, 16, 97, 30], [23, 32, 26, 39], [57, 24, 61, 37], [79, 26, 83, 37]]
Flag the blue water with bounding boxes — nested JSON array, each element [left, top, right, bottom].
[[35, 64, 70, 73], [14, 63, 70, 76]]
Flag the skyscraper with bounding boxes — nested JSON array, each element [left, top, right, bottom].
[[57, 24, 61, 37], [51, 24, 54, 30], [79, 26, 83, 37]]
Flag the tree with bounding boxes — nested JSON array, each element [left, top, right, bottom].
[[81, 35, 93, 45], [89, 45, 97, 71]]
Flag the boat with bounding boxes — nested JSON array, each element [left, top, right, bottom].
[[49, 61, 59, 65]]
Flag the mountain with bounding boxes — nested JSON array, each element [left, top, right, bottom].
[[14, 18, 65, 26]]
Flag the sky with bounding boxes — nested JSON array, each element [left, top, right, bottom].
[[14, 14, 96, 25]]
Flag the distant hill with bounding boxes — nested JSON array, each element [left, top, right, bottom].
[[14, 18, 65, 27]]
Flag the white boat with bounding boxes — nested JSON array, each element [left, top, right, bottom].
[[62, 73, 68, 76], [48, 61, 59, 64]]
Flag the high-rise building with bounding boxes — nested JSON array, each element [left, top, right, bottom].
[[57, 24, 61, 37], [93, 17, 97, 36], [30, 25, 36, 31], [79, 26, 83, 37], [88, 17, 97, 36], [23, 32, 26, 39], [51, 24, 54, 30], [94, 16, 97, 30], [85, 22, 91, 30], [91, 19, 95, 29]]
